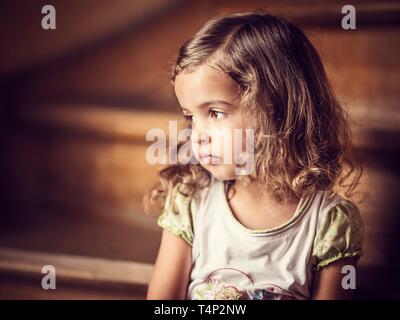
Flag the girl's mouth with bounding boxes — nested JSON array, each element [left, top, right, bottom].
[[199, 154, 221, 164]]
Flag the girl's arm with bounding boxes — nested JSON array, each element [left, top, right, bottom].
[[311, 256, 358, 300], [146, 229, 192, 299]]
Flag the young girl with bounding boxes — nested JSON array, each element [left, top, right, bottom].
[[145, 11, 364, 300]]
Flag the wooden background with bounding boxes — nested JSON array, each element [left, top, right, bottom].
[[0, 0, 399, 299]]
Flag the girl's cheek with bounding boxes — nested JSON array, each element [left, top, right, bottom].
[[190, 138, 200, 159], [213, 129, 236, 159]]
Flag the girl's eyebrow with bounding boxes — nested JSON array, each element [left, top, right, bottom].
[[180, 100, 232, 112]]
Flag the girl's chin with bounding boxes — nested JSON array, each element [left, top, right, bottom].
[[200, 165, 237, 181]]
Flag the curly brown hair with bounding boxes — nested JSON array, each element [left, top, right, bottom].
[[143, 10, 363, 215]]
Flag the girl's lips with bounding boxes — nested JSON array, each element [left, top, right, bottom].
[[199, 154, 221, 164], [199, 153, 220, 159]]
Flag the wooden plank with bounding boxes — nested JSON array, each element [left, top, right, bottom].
[[16, 104, 186, 142], [0, 247, 154, 287], [217, 1, 400, 27], [15, 103, 400, 150], [0, 273, 146, 299]]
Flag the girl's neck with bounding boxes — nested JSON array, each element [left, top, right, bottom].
[[225, 178, 301, 228], [228, 178, 300, 212]]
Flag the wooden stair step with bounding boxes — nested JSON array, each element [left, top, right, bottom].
[[0, 247, 153, 299]]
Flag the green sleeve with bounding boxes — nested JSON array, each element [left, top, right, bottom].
[[157, 183, 197, 246], [312, 200, 365, 272]]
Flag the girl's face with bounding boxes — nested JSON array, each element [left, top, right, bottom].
[[174, 64, 252, 181]]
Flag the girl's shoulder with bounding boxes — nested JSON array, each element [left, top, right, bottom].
[[318, 190, 359, 214], [156, 177, 219, 247], [311, 191, 365, 271]]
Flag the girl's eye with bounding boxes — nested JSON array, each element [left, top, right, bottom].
[[183, 110, 226, 123], [209, 110, 226, 119], [183, 114, 194, 122]]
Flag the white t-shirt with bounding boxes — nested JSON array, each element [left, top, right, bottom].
[[157, 176, 364, 300]]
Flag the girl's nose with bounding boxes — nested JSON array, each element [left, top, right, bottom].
[[192, 129, 212, 145]]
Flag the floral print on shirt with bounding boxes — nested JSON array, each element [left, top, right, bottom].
[[190, 267, 295, 300]]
